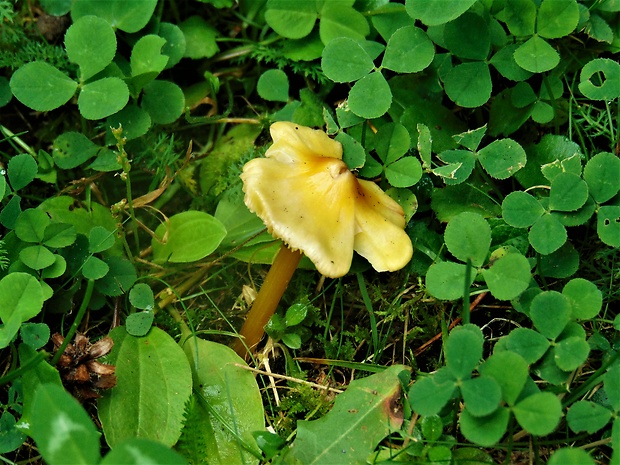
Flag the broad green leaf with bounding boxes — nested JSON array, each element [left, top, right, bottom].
[[39, 196, 120, 248], [336, 101, 364, 129], [394, 75, 467, 153], [88, 226, 115, 253], [562, 278, 602, 320], [461, 376, 502, 417], [371, 3, 413, 41], [549, 172, 589, 212], [548, 448, 596, 465], [452, 447, 495, 464], [20, 322, 50, 350], [18, 344, 63, 428], [453, 125, 486, 152], [95, 256, 137, 296], [605, 365, 620, 411], [374, 122, 410, 164], [19, 245, 55, 270], [141, 80, 185, 124], [182, 337, 264, 465], [405, 0, 477, 26], [99, 327, 192, 447], [322, 37, 374, 83], [82, 256, 109, 280], [538, 242, 579, 278], [10, 62, 77, 111], [502, 191, 545, 228], [0, 273, 44, 348], [65, 15, 117, 81], [264, 0, 318, 39], [288, 365, 408, 465], [382, 26, 434, 73], [515, 134, 583, 189], [444, 62, 492, 108], [158, 22, 186, 69], [129, 283, 154, 310], [554, 336, 590, 371], [78, 77, 129, 120], [0, 411, 26, 454], [480, 351, 529, 406], [106, 104, 152, 141], [530, 291, 571, 340], [71, 0, 157, 33], [578, 58, 620, 100], [528, 214, 567, 255], [446, 325, 484, 379], [15, 209, 50, 243], [513, 392, 562, 436], [31, 384, 101, 465], [443, 12, 490, 60], [319, 3, 369, 44], [131, 34, 168, 77], [417, 124, 432, 169], [1, 195, 22, 229], [180, 16, 219, 59], [385, 157, 422, 188], [409, 369, 457, 416], [152, 210, 227, 263], [130, 35, 169, 92], [459, 407, 510, 447], [8, 153, 37, 191], [552, 198, 596, 228], [436, 149, 475, 184], [536, 350, 572, 385], [425, 261, 475, 300], [490, 44, 533, 81], [482, 253, 531, 301], [501, 0, 536, 35], [52, 132, 100, 170], [540, 153, 583, 181], [336, 132, 366, 170], [537, 0, 580, 39], [597, 206, 620, 247], [41, 254, 67, 279], [39, 0, 71, 15], [0, 77, 10, 108], [501, 328, 550, 364], [101, 438, 188, 465], [285, 302, 309, 327], [125, 312, 154, 337], [583, 152, 620, 203], [420, 415, 443, 442], [431, 184, 501, 222], [444, 212, 491, 267], [513, 36, 559, 73], [532, 101, 553, 124], [257, 69, 289, 102], [386, 187, 417, 223], [477, 138, 526, 180], [348, 71, 392, 119], [511, 81, 537, 108]]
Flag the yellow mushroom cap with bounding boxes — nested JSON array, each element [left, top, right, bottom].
[[241, 122, 413, 278]]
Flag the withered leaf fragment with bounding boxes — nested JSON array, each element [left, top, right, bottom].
[[52, 332, 117, 401]]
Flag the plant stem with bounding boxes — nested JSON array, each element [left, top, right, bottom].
[[232, 243, 302, 358], [51, 279, 95, 366], [463, 258, 472, 325]]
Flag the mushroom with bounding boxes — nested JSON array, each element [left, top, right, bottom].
[[232, 122, 413, 357]]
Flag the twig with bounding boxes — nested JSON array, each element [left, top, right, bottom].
[[234, 364, 344, 394], [414, 292, 487, 357]]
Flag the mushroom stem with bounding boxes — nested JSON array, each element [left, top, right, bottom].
[[233, 243, 303, 358]]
